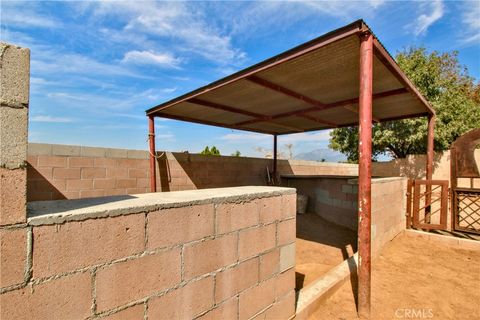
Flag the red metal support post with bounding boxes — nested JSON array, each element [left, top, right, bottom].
[[426, 115, 435, 181], [273, 134, 278, 184], [148, 115, 157, 192], [425, 115, 435, 222], [358, 31, 373, 319]]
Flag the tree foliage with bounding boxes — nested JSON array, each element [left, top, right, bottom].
[[200, 146, 220, 156], [230, 150, 241, 157], [329, 47, 480, 162]]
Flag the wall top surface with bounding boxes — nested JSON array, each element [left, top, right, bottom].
[[27, 186, 295, 226]]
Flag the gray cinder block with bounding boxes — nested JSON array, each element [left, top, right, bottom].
[[1, 43, 30, 107]]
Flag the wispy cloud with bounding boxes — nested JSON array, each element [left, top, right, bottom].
[[122, 50, 182, 68], [1, 2, 62, 29], [460, 1, 480, 45], [279, 131, 331, 143], [87, 1, 246, 65], [30, 115, 74, 123], [408, 0, 444, 36]]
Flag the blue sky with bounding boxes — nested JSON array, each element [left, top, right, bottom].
[[1, 1, 479, 159]]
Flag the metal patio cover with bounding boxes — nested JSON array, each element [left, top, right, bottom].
[[145, 20, 434, 135]]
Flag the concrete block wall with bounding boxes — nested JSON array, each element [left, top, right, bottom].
[[372, 150, 480, 188], [283, 177, 358, 231], [27, 143, 152, 201], [370, 177, 408, 255], [26, 142, 359, 202], [0, 43, 30, 226], [284, 176, 407, 255], [1, 187, 297, 319]]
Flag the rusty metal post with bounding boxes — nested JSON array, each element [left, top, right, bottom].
[[426, 115, 435, 180], [358, 31, 373, 319], [148, 115, 157, 192], [273, 134, 278, 184], [425, 115, 435, 222]]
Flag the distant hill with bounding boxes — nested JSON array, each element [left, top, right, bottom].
[[294, 148, 346, 163]]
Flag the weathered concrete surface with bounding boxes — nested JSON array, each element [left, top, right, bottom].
[[0, 42, 29, 226], [295, 253, 359, 319], [0, 43, 30, 107], [28, 186, 295, 225], [0, 106, 28, 168], [0, 167, 27, 225]]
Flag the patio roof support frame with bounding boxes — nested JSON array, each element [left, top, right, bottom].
[[358, 31, 373, 319], [148, 115, 157, 193], [424, 115, 436, 222], [273, 134, 278, 184]]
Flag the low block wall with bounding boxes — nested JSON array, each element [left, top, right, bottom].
[[26, 143, 358, 202], [370, 177, 407, 254], [1, 186, 296, 320], [282, 176, 358, 231], [283, 176, 407, 255], [372, 150, 480, 188]]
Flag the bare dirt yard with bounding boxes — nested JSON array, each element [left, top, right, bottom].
[[309, 233, 480, 320], [296, 213, 357, 290]]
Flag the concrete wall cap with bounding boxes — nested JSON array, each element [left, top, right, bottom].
[[27, 186, 296, 226]]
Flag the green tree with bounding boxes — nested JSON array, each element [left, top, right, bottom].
[[200, 146, 221, 156], [329, 47, 480, 162], [231, 150, 241, 157]]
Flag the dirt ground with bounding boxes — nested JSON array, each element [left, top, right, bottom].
[[309, 233, 480, 320], [296, 213, 357, 290]]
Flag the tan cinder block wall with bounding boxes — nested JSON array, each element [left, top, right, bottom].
[[283, 177, 358, 230], [0, 43, 30, 226], [370, 177, 407, 255], [372, 150, 480, 188], [1, 187, 297, 319], [27, 142, 358, 202]]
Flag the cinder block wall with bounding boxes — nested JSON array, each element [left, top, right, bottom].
[[1, 188, 297, 319], [26, 142, 359, 202], [283, 177, 358, 230], [0, 43, 30, 226], [372, 150, 480, 188], [370, 177, 407, 255], [283, 176, 407, 255]]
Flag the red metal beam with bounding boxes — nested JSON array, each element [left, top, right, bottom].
[[148, 115, 157, 193], [234, 87, 408, 127], [147, 20, 364, 116], [298, 114, 337, 128], [372, 39, 435, 116], [246, 75, 340, 127], [357, 31, 373, 319], [246, 75, 328, 108], [188, 98, 268, 119], [153, 112, 277, 135]]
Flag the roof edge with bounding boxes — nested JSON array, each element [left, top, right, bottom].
[[146, 19, 365, 115]]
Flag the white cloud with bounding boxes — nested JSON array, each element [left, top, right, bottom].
[[460, 1, 480, 45], [1, 2, 62, 29], [408, 0, 444, 36], [87, 1, 246, 65], [30, 115, 74, 123], [279, 131, 331, 143], [122, 50, 182, 68], [224, 0, 386, 38]]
